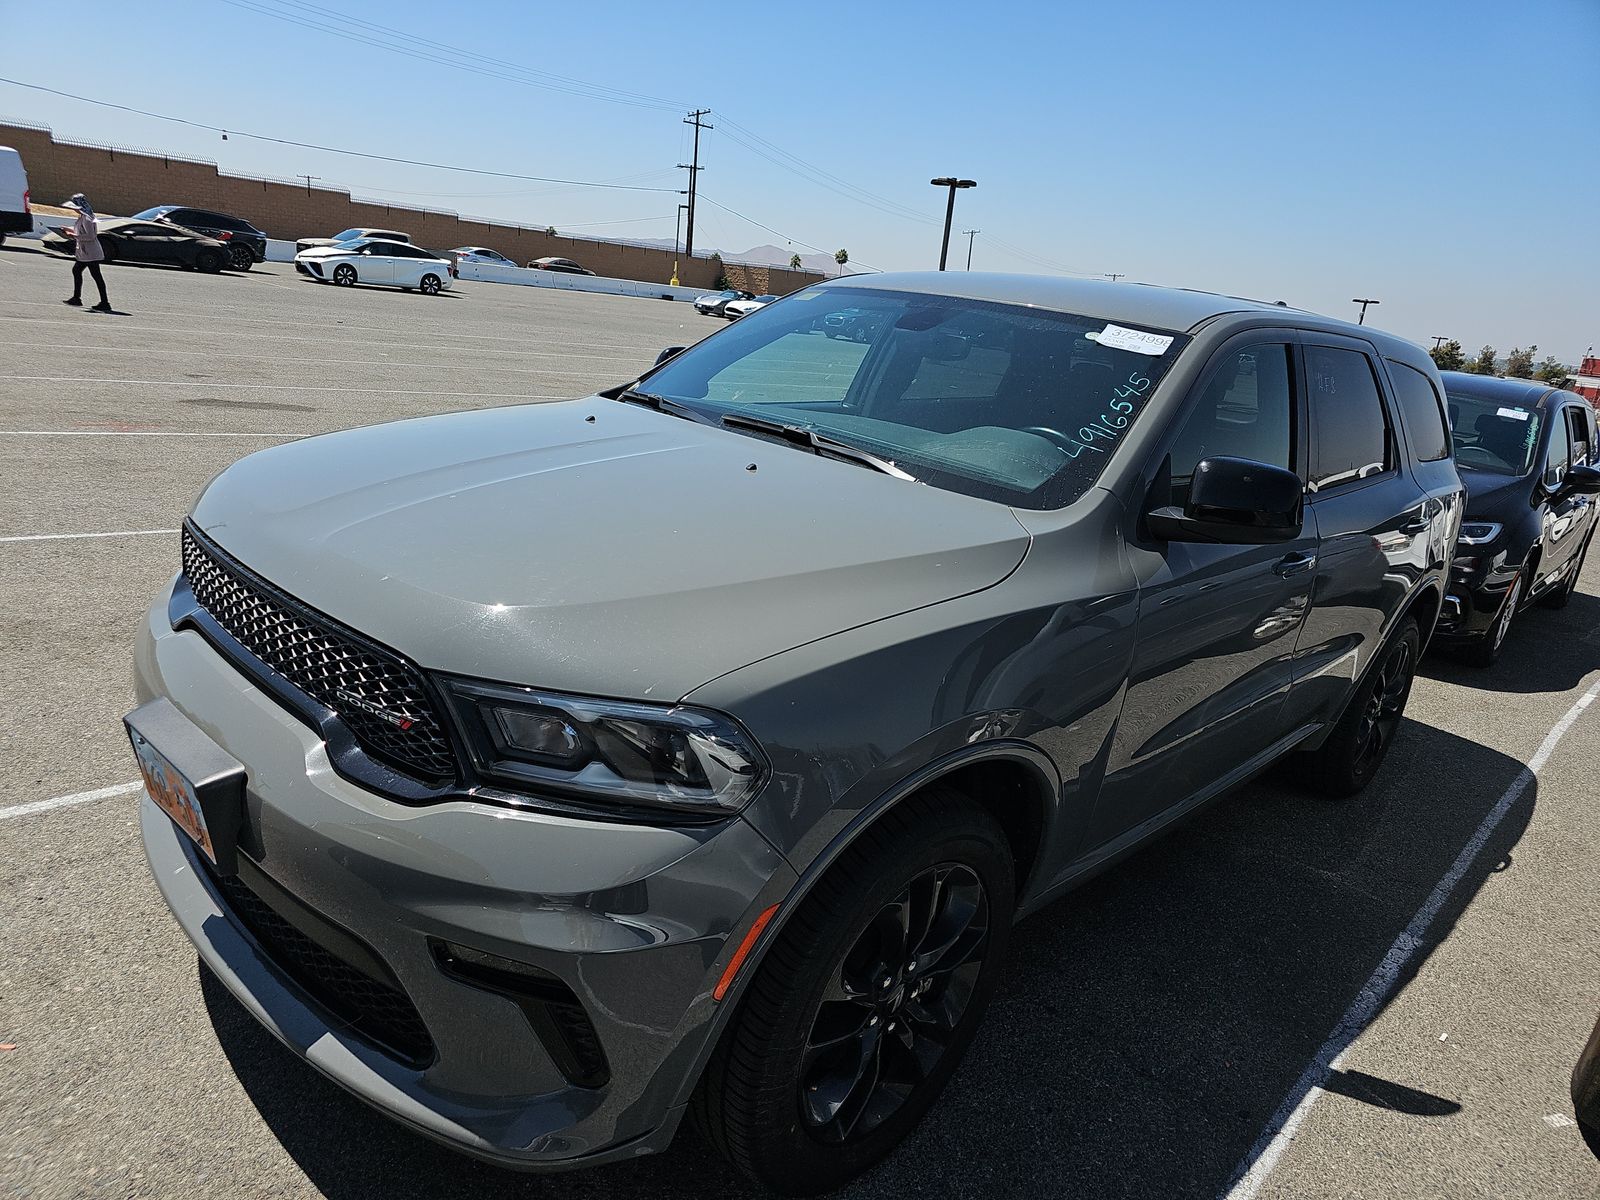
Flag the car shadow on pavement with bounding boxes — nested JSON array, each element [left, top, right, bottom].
[[202, 720, 1533, 1200], [1423, 586, 1600, 695]]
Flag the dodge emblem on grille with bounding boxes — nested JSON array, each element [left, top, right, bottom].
[[334, 688, 417, 731]]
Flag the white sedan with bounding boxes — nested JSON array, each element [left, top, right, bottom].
[[723, 294, 777, 319], [450, 245, 515, 266], [294, 239, 455, 295]]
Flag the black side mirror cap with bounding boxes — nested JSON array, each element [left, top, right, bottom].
[[1147, 456, 1304, 544], [1564, 463, 1600, 495], [654, 345, 687, 367]]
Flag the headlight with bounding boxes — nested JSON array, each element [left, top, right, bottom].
[[1457, 521, 1502, 546], [444, 679, 766, 816]]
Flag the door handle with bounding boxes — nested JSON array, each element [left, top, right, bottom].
[[1274, 552, 1317, 578]]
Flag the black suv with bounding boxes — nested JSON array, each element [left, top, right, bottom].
[[1432, 372, 1600, 664], [134, 206, 268, 271]]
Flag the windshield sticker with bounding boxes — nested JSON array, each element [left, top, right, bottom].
[[1092, 324, 1174, 356], [1496, 407, 1530, 421], [1061, 369, 1155, 458]]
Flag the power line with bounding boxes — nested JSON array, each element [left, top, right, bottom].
[[0, 78, 683, 194], [696, 195, 881, 273]]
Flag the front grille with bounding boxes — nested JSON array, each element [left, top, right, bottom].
[[181, 525, 456, 781], [204, 856, 436, 1067]]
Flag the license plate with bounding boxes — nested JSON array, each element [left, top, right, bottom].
[[130, 728, 218, 864]]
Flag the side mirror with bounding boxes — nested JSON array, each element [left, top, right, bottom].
[[654, 345, 687, 367], [1563, 463, 1600, 495], [1147, 456, 1303, 544]]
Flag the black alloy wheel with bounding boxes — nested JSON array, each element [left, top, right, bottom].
[[196, 249, 224, 274], [419, 273, 442, 295], [229, 244, 254, 271], [333, 264, 357, 287], [1301, 619, 1421, 797], [799, 862, 989, 1143], [1462, 571, 1522, 667], [693, 788, 1014, 1195]]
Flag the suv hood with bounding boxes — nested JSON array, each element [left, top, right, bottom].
[[192, 401, 1031, 700], [1460, 467, 1534, 518]]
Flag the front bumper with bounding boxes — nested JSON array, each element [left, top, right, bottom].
[[133, 587, 795, 1168], [1432, 555, 1518, 642], [295, 260, 324, 279]]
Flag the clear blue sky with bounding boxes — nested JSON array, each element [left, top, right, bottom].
[[3, 0, 1595, 360]]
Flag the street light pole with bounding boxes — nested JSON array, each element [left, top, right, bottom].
[[1432, 336, 1448, 349], [1352, 297, 1380, 325], [930, 177, 976, 270], [962, 229, 980, 270]]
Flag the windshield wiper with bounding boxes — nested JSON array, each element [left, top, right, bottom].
[[615, 388, 714, 425], [720, 412, 917, 481]]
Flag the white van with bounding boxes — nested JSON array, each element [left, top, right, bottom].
[[0, 146, 30, 247]]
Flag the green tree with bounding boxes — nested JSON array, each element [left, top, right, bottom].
[[834, 248, 849, 276], [545, 225, 557, 236], [1429, 339, 1465, 372], [1467, 345, 1498, 375], [1503, 345, 1536, 378], [1533, 356, 1571, 386], [789, 253, 803, 270]]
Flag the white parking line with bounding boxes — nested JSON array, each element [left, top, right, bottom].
[[0, 529, 179, 543], [0, 781, 142, 821], [1221, 675, 1600, 1200], [0, 375, 566, 399]]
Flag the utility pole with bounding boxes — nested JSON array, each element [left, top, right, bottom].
[[1432, 336, 1449, 350], [1104, 273, 1125, 283], [962, 229, 979, 270], [1352, 297, 1380, 325], [298, 174, 319, 195], [678, 109, 711, 259]]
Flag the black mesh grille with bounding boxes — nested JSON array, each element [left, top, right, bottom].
[[205, 860, 436, 1067], [181, 526, 456, 781]]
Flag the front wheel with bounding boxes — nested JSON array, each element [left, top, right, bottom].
[[332, 264, 357, 287], [229, 245, 254, 271], [693, 788, 1014, 1195], [419, 273, 442, 295], [1300, 620, 1421, 796], [196, 249, 224, 274], [1461, 570, 1522, 667]]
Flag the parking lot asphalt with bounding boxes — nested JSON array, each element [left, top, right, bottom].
[[2, 242, 1597, 1200]]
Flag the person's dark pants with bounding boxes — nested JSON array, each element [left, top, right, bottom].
[[71, 260, 110, 306]]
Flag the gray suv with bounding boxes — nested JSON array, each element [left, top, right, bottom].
[[127, 274, 1462, 1194]]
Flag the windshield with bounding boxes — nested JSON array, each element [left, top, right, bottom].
[[1444, 391, 1543, 475], [331, 229, 366, 241], [132, 206, 173, 220], [641, 287, 1188, 508]]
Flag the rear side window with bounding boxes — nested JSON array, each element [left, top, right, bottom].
[[1386, 361, 1451, 461], [1306, 345, 1390, 491], [1165, 343, 1295, 505]]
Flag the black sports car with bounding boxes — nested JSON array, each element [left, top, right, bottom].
[[1431, 372, 1600, 665], [134, 205, 268, 271], [43, 218, 232, 274]]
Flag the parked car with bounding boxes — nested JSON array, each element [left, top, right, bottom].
[[296, 227, 412, 255], [694, 288, 755, 317], [450, 246, 514, 266], [1576, 1009, 1600, 1154], [127, 273, 1460, 1195], [0, 145, 29, 248], [820, 305, 887, 341], [1429, 372, 1600, 665], [134, 206, 267, 271], [294, 238, 454, 294], [724, 293, 777, 319], [43, 218, 230, 273], [528, 256, 594, 275]]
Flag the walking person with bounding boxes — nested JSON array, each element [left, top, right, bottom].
[[62, 193, 111, 312]]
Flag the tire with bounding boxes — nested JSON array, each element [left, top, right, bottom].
[[332, 264, 357, 287], [693, 788, 1014, 1195], [99, 242, 116, 266], [1461, 570, 1522, 667], [229, 245, 254, 271], [419, 273, 442, 295], [196, 249, 224, 274], [1539, 534, 1590, 610], [1300, 619, 1421, 797]]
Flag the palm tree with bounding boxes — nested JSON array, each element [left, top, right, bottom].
[[789, 253, 803, 270], [834, 249, 849, 276]]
